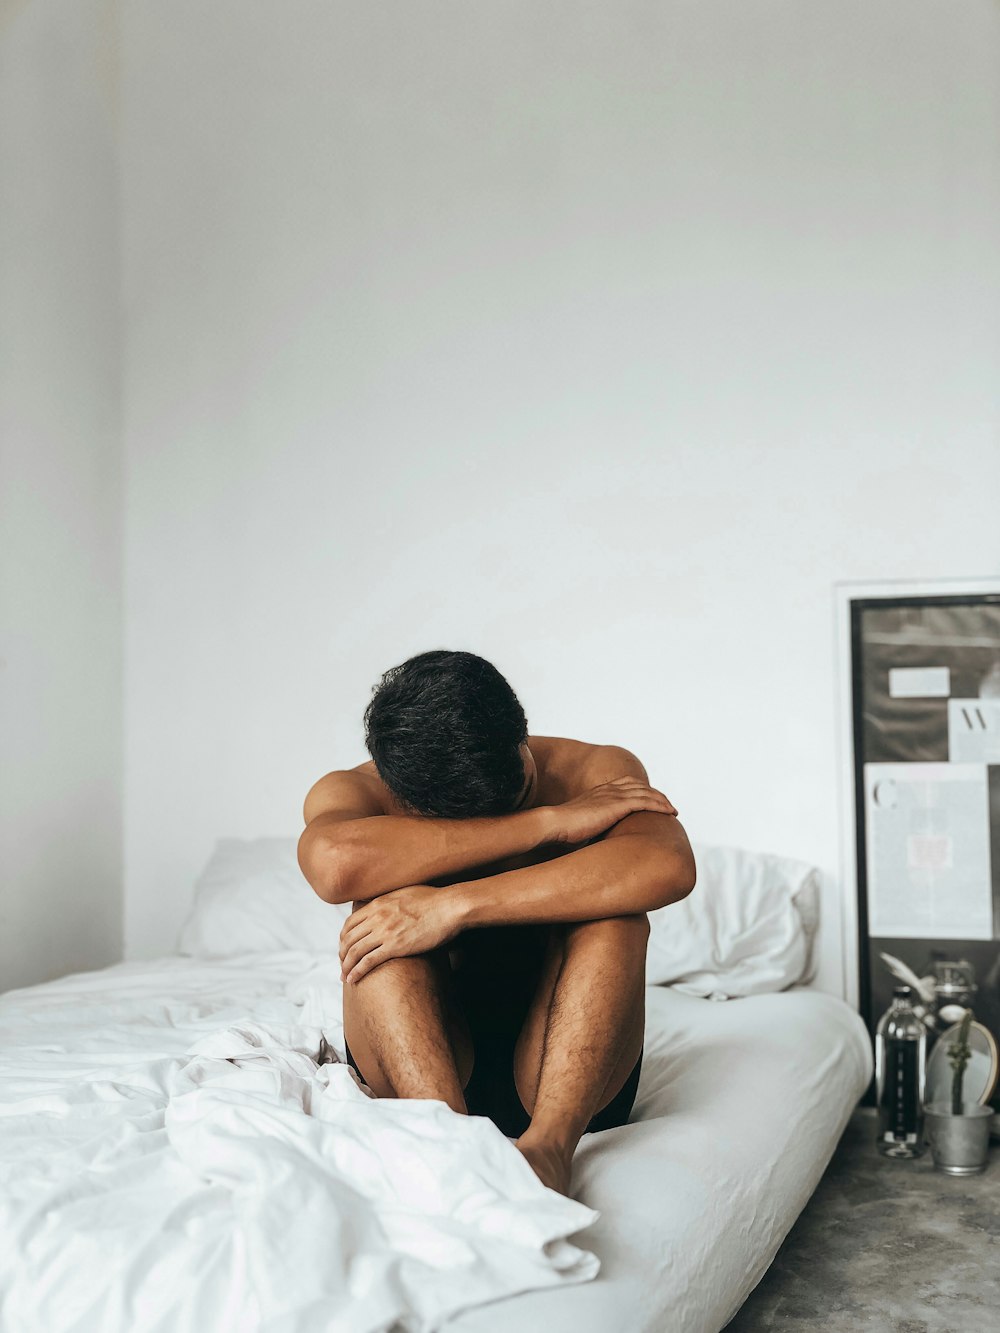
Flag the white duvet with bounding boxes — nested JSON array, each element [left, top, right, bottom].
[[0, 952, 597, 1333], [0, 949, 872, 1333]]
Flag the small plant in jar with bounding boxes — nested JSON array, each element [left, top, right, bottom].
[[948, 1008, 973, 1116], [924, 1006, 993, 1175]]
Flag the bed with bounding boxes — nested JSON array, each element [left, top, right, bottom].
[[0, 837, 872, 1333]]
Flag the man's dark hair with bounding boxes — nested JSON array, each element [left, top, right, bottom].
[[363, 649, 529, 818]]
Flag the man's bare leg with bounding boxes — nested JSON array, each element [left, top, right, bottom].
[[512, 914, 649, 1194], [342, 947, 473, 1114]]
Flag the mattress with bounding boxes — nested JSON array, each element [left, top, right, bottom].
[[0, 951, 871, 1333], [451, 982, 872, 1333]]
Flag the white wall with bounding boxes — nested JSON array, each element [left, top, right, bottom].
[[0, 0, 122, 990], [121, 1, 1000, 997]]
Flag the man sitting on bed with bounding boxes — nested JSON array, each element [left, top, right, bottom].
[[297, 649, 696, 1196]]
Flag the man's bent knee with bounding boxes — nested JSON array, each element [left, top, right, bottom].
[[347, 947, 449, 996]]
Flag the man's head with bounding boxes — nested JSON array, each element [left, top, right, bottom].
[[363, 649, 531, 818]]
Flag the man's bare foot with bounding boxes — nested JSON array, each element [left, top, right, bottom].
[[514, 1134, 574, 1196]]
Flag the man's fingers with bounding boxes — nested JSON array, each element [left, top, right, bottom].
[[626, 789, 682, 810], [605, 777, 670, 801], [339, 918, 372, 960], [599, 777, 677, 814], [339, 926, 373, 964], [346, 946, 388, 985], [341, 908, 371, 937], [648, 797, 678, 814], [341, 935, 379, 978], [340, 914, 371, 942], [648, 789, 677, 812], [635, 785, 676, 813]]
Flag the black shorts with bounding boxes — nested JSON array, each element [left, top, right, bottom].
[[344, 922, 643, 1139]]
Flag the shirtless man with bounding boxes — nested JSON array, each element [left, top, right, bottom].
[[297, 649, 696, 1196]]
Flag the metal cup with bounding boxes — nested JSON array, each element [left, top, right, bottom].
[[923, 1101, 993, 1175]]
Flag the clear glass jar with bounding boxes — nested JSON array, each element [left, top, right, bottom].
[[875, 984, 927, 1158]]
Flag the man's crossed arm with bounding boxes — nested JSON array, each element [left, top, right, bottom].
[[298, 746, 696, 985], [454, 806, 696, 927]]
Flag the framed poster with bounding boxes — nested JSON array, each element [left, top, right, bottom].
[[835, 577, 1000, 1112]]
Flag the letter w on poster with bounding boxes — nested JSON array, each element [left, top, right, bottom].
[[864, 762, 994, 939]]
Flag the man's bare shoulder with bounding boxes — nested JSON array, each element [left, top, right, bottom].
[[302, 762, 394, 826], [530, 735, 649, 801]]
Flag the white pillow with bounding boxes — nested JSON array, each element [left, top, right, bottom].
[[646, 839, 820, 999], [177, 836, 820, 1002], [177, 837, 350, 959]]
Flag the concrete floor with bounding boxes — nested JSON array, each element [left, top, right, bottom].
[[727, 1107, 1000, 1333]]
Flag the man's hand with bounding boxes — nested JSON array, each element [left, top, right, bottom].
[[339, 884, 466, 985], [547, 776, 677, 846]]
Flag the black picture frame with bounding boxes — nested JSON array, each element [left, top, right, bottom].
[[836, 579, 1000, 1113]]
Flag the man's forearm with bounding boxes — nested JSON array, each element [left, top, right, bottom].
[[308, 805, 559, 904], [448, 835, 695, 928]]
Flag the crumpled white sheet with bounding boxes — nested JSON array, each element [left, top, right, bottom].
[[0, 954, 598, 1333], [166, 1020, 599, 1332]]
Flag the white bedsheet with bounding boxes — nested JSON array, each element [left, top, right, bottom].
[[449, 982, 872, 1333], [0, 952, 871, 1333]]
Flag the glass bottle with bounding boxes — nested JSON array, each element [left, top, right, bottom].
[[875, 984, 927, 1158]]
